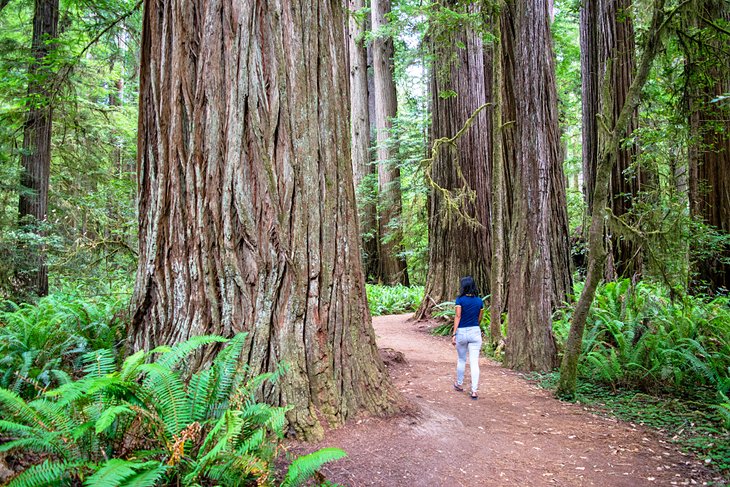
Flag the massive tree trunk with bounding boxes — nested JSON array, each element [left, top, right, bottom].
[[130, 0, 401, 440], [581, 0, 644, 279], [685, 0, 730, 290], [503, 0, 572, 371], [348, 0, 379, 281], [16, 0, 59, 297], [415, 4, 492, 319], [371, 0, 408, 285]]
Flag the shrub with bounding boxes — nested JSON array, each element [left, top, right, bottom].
[[554, 279, 730, 400], [0, 291, 127, 399], [366, 284, 423, 316], [0, 333, 345, 487]]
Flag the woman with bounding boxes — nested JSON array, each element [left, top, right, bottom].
[[451, 276, 483, 400]]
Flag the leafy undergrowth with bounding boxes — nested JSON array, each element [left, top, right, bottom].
[[526, 372, 730, 481], [0, 333, 345, 486], [366, 284, 423, 316], [0, 290, 128, 399]]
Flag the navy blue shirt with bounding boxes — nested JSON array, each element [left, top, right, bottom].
[[455, 295, 483, 328]]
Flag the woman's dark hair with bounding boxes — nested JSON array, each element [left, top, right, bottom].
[[459, 276, 479, 297]]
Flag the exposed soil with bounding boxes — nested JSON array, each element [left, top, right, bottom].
[[289, 314, 727, 487]]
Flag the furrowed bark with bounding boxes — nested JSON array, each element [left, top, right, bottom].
[[131, 0, 402, 440], [415, 2, 493, 320], [503, 0, 571, 371], [371, 0, 409, 285], [16, 0, 59, 298]]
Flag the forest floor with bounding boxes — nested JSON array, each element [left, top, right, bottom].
[[288, 314, 727, 487]]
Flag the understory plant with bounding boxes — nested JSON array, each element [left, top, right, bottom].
[[0, 333, 345, 486], [0, 291, 127, 398], [554, 279, 730, 404], [366, 284, 424, 316]]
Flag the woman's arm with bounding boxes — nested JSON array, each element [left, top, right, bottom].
[[451, 305, 462, 345]]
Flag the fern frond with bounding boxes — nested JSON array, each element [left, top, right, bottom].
[[82, 349, 117, 378], [6, 459, 82, 487], [139, 363, 191, 438], [0, 437, 62, 456], [155, 335, 228, 370], [83, 459, 157, 487], [281, 448, 347, 487], [119, 465, 168, 487], [95, 405, 133, 433]]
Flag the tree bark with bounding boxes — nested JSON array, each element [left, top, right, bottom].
[[415, 3, 492, 320], [581, 0, 645, 279], [490, 13, 510, 345], [348, 0, 379, 282], [503, 0, 572, 371], [130, 0, 401, 440], [557, 0, 667, 396], [685, 0, 730, 290], [16, 0, 59, 298], [371, 0, 408, 285]]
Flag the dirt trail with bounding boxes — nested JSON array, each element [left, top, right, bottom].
[[290, 314, 724, 486]]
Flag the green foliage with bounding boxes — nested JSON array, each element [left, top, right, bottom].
[[0, 290, 128, 398], [281, 448, 347, 487], [366, 284, 423, 316], [0, 333, 345, 486], [0, 0, 141, 300], [554, 279, 730, 402]]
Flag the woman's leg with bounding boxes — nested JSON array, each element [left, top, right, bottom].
[[467, 328, 482, 393], [455, 331, 468, 386]]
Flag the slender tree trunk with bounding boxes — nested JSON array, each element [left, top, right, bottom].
[[349, 0, 379, 282], [558, 0, 667, 396], [581, 0, 644, 279], [130, 0, 401, 440], [685, 0, 730, 290], [17, 0, 60, 298], [502, 0, 572, 371], [490, 13, 510, 345], [415, 3, 492, 319], [371, 0, 408, 285]]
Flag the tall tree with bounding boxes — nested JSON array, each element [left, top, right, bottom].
[[557, 0, 669, 396], [348, 0, 379, 280], [16, 0, 60, 297], [581, 0, 645, 279], [502, 0, 572, 371], [685, 0, 730, 290], [415, 4, 492, 319], [130, 0, 400, 440], [490, 7, 516, 346], [372, 0, 409, 285]]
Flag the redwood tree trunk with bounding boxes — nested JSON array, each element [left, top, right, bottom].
[[581, 0, 644, 279], [371, 0, 408, 285], [503, 0, 572, 371], [686, 0, 730, 290], [130, 0, 401, 440], [415, 4, 492, 319], [17, 0, 59, 297], [348, 0, 379, 281]]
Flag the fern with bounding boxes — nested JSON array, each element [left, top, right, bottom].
[[154, 334, 228, 370], [1, 331, 347, 486], [6, 459, 84, 487], [281, 448, 347, 487]]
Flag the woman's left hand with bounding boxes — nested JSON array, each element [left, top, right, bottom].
[[451, 335, 456, 346]]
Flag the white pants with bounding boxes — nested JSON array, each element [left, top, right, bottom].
[[455, 326, 482, 393]]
